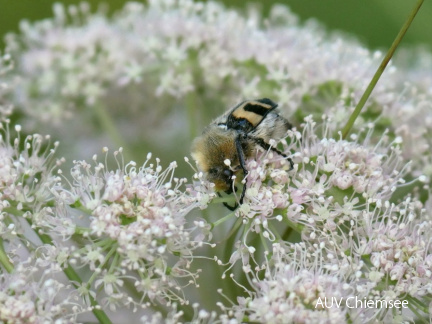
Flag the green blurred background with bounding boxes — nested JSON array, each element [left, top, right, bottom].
[[1, 0, 431, 52]]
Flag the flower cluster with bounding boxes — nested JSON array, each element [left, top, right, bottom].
[[4, 0, 432, 178], [352, 198, 432, 295], [213, 116, 430, 322], [2, 1, 348, 120], [54, 150, 213, 308], [1, 0, 432, 323], [225, 243, 351, 324], [5, 0, 383, 125], [0, 264, 82, 323], [230, 117, 409, 236], [0, 120, 62, 240]]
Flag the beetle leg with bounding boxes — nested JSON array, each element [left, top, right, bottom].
[[234, 134, 248, 205], [217, 192, 238, 210], [249, 136, 294, 171]]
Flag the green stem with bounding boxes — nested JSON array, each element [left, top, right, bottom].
[[93, 102, 131, 161], [87, 244, 118, 289], [219, 217, 243, 243], [0, 238, 14, 273], [341, 0, 424, 140], [26, 219, 112, 324], [211, 211, 236, 228], [405, 295, 429, 314], [259, 232, 269, 253], [109, 252, 120, 273], [406, 301, 428, 324]]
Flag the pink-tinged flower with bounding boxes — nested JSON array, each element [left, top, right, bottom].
[[0, 262, 84, 323], [5, 1, 432, 197], [350, 198, 432, 300], [227, 243, 351, 324], [221, 117, 409, 258], [57, 150, 213, 306], [1, 0, 431, 322], [4, 0, 429, 156]]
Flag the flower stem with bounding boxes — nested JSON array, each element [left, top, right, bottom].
[[26, 219, 112, 324], [211, 211, 236, 228], [341, 0, 424, 140], [405, 295, 429, 315], [219, 217, 243, 242], [0, 238, 14, 273], [86, 244, 118, 288]]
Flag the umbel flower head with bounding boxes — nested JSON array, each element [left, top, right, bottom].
[[221, 116, 411, 245], [55, 149, 213, 308], [0, 120, 63, 242], [346, 197, 432, 321], [224, 243, 351, 324], [4, 0, 432, 180], [0, 0, 431, 323], [208, 116, 430, 322], [3, 0, 385, 121], [0, 259, 85, 323]]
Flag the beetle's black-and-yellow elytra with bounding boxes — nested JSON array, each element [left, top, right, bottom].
[[191, 98, 294, 210]]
